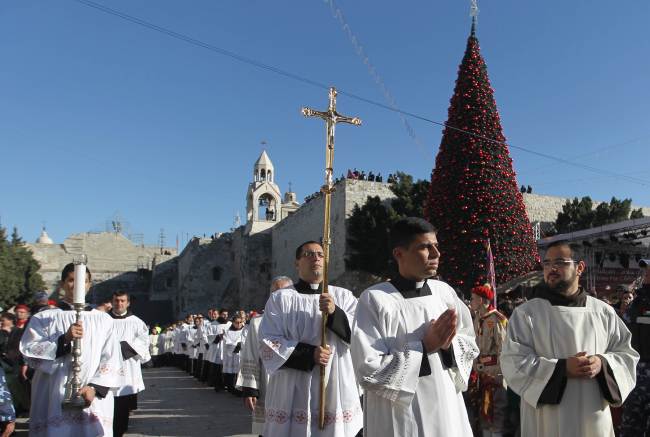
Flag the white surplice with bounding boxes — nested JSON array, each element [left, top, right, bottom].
[[203, 321, 220, 364], [500, 296, 639, 437], [20, 308, 123, 437], [196, 323, 209, 358], [260, 286, 362, 437], [236, 315, 268, 435], [111, 314, 151, 396], [223, 327, 246, 374], [208, 321, 231, 365], [149, 333, 159, 357], [188, 327, 199, 359], [175, 323, 191, 356], [351, 280, 479, 437]]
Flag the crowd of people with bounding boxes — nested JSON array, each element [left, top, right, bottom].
[[303, 170, 397, 204], [2, 216, 649, 437]]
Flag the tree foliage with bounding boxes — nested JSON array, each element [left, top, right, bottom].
[[554, 197, 643, 233], [425, 27, 539, 289], [0, 226, 45, 308], [346, 172, 430, 276]]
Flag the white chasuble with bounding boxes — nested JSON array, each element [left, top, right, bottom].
[[500, 297, 639, 437], [111, 314, 151, 396], [260, 286, 363, 437], [351, 280, 478, 437], [236, 315, 268, 435], [20, 308, 123, 437]]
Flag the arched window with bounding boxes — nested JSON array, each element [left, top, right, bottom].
[[260, 169, 266, 181], [254, 170, 259, 182], [267, 170, 272, 182], [258, 193, 277, 221]]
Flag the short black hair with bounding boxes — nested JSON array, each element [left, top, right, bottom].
[[112, 290, 130, 301], [295, 240, 323, 259], [389, 217, 437, 250], [545, 240, 582, 261], [61, 263, 92, 282], [0, 312, 16, 323]]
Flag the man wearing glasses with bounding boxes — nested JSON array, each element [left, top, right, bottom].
[[501, 240, 639, 437], [259, 241, 362, 437]]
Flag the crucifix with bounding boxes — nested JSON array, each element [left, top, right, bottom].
[[301, 86, 361, 430]]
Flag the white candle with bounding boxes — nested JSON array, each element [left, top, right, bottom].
[[73, 264, 86, 304]]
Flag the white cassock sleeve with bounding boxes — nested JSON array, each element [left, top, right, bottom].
[[259, 293, 299, 374], [500, 308, 560, 408], [19, 313, 60, 374], [599, 311, 638, 406], [446, 295, 479, 392], [127, 321, 152, 363], [351, 290, 426, 408]]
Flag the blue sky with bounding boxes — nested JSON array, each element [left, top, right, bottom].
[[1, 0, 649, 247]]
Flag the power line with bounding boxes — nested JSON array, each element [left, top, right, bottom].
[[518, 134, 650, 177], [323, 0, 428, 156], [70, 0, 650, 186]]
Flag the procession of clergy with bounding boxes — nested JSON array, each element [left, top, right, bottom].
[[18, 217, 647, 437]]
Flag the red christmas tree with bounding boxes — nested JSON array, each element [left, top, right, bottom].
[[426, 21, 539, 290]]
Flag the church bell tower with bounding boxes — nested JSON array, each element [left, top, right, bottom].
[[245, 150, 283, 234]]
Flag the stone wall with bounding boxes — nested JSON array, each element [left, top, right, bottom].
[[166, 229, 272, 317], [271, 178, 395, 282], [26, 232, 176, 293], [522, 193, 650, 224]]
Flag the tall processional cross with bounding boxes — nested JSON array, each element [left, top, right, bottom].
[[301, 87, 361, 429]]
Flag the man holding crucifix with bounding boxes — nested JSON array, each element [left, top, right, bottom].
[[259, 241, 362, 436]]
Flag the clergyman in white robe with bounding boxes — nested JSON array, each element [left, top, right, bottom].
[[20, 306, 123, 437], [222, 322, 246, 391], [236, 314, 268, 434], [352, 277, 479, 437], [501, 288, 639, 437], [260, 280, 363, 437], [109, 309, 151, 436]]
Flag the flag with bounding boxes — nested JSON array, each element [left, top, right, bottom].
[[486, 239, 497, 308]]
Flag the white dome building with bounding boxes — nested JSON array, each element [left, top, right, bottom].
[[36, 227, 54, 245]]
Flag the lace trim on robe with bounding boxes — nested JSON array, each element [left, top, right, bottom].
[[239, 358, 260, 389], [362, 342, 415, 402], [265, 405, 362, 427], [450, 335, 479, 390]]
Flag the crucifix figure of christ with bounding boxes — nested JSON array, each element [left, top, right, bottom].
[[301, 86, 361, 429]]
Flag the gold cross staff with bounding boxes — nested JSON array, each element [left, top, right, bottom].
[[301, 87, 361, 430]]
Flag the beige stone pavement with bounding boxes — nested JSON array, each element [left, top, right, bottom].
[[126, 367, 256, 437]]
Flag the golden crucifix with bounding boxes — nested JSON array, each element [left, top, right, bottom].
[[302, 87, 361, 430]]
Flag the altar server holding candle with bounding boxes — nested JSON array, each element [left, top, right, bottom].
[[20, 262, 122, 437]]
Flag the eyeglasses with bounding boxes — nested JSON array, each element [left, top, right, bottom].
[[301, 251, 325, 259], [542, 259, 577, 269]]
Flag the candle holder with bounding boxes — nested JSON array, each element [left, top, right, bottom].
[[62, 255, 88, 409]]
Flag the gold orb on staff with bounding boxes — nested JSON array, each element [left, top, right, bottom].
[[301, 86, 361, 430]]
